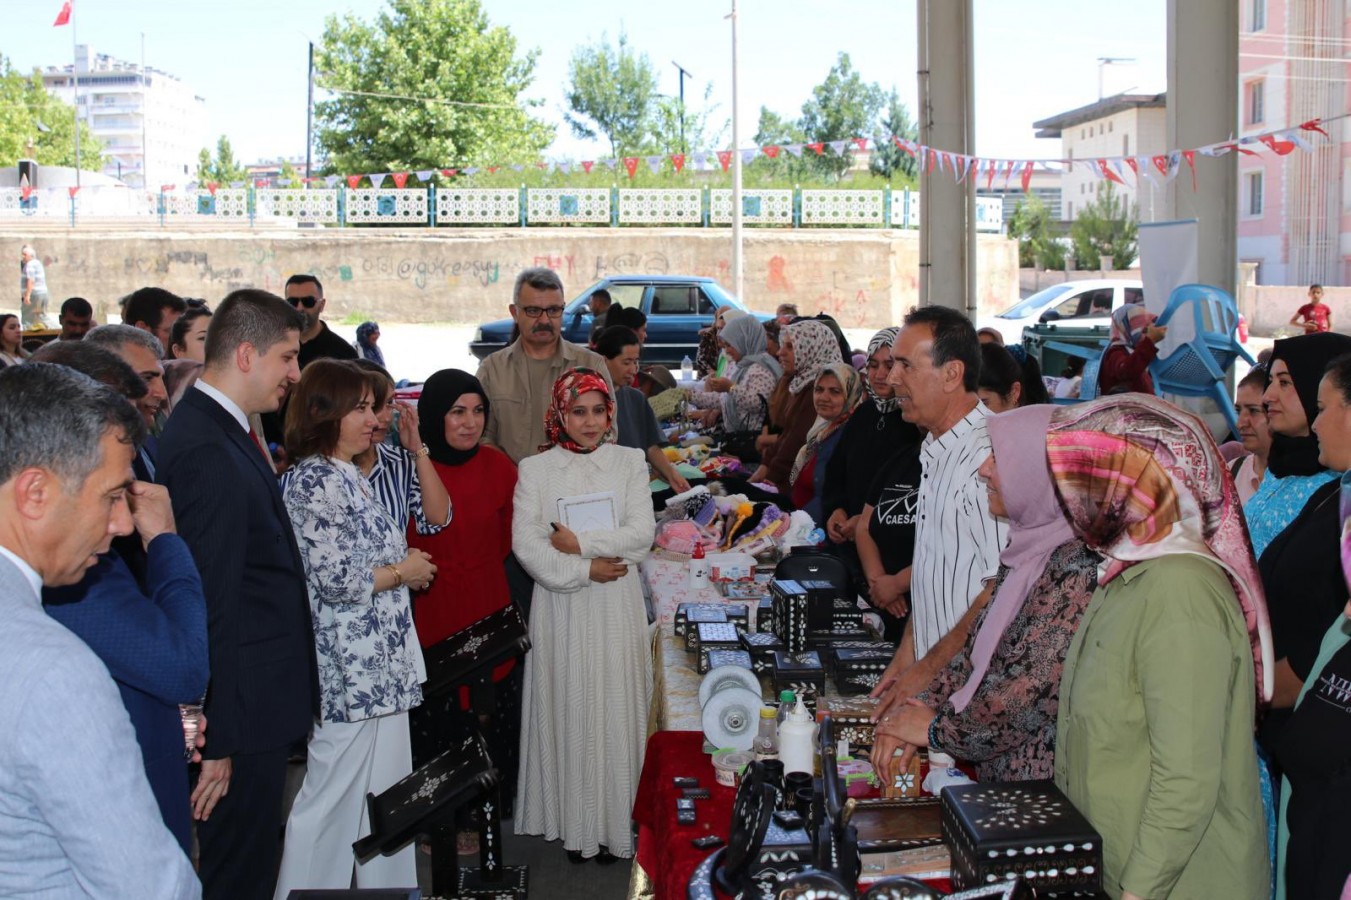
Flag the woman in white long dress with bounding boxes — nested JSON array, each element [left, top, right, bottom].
[[512, 366, 656, 863]]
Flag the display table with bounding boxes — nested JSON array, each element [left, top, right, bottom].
[[649, 623, 707, 734], [641, 554, 724, 626]]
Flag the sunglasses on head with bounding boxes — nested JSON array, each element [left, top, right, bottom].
[[288, 296, 319, 309]]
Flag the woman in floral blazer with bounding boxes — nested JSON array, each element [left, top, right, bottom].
[[274, 360, 438, 896]]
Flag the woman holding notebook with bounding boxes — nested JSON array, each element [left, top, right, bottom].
[[511, 367, 656, 864]]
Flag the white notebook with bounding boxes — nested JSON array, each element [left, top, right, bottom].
[[557, 491, 618, 534]]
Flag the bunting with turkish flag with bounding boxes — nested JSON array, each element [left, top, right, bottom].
[[53, 0, 72, 26]]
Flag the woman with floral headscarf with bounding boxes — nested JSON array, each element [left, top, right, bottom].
[[1050, 394, 1272, 900], [750, 318, 843, 493], [1097, 303, 1167, 396], [512, 367, 656, 864], [788, 361, 863, 523]]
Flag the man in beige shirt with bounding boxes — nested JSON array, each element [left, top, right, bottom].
[[477, 268, 611, 463]]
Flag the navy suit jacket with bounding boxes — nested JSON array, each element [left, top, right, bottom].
[[44, 534, 209, 853], [156, 387, 317, 759]]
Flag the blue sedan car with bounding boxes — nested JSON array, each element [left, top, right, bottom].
[[469, 275, 771, 367]]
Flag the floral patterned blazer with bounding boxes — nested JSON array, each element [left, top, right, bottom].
[[283, 455, 425, 724]]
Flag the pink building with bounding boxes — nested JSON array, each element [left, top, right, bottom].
[[1237, 0, 1351, 285]]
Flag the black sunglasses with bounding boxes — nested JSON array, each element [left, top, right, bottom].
[[288, 296, 319, 309]]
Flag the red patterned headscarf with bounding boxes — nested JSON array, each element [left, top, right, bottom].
[[1047, 394, 1274, 703], [541, 366, 616, 454]]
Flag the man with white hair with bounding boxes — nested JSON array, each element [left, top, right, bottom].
[[19, 244, 49, 328]]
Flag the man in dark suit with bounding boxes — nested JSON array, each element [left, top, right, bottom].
[[157, 289, 317, 900]]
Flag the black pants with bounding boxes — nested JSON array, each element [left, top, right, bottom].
[[195, 744, 292, 900]]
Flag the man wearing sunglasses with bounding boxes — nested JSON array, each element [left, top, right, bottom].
[[476, 267, 611, 463], [284, 275, 357, 369]]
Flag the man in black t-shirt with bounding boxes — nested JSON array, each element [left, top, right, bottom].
[[283, 275, 357, 369]]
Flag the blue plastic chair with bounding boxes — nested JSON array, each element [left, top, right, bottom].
[[1042, 339, 1106, 404], [1148, 283, 1257, 435]]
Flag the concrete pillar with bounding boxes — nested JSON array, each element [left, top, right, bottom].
[[916, 0, 975, 315], [1165, 0, 1238, 295]]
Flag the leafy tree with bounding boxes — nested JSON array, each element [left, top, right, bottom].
[[644, 83, 727, 158], [0, 55, 102, 170], [194, 135, 247, 185], [1070, 182, 1137, 270], [278, 159, 301, 186], [1007, 193, 1066, 270], [869, 90, 918, 185], [798, 53, 886, 180], [315, 0, 553, 173], [564, 31, 658, 160], [750, 107, 810, 181]]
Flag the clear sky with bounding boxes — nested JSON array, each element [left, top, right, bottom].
[[3, 0, 1167, 167]]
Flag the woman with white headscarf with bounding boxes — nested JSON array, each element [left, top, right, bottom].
[[687, 314, 781, 434]]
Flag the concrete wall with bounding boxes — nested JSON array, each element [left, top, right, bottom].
[[1238, 281, 1351, 336], [2, 227, 1019, 328]]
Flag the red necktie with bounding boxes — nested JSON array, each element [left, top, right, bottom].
[[247, 427, 271, 463]]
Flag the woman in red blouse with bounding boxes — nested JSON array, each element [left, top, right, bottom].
[[407, 369, 520, 819]]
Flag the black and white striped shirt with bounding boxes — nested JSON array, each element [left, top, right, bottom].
[[910, 403, 1009, 659]]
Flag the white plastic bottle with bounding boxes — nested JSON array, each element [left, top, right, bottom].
[[681, 355, 694, 383], [778, 695, 818, 775], [688, 541, 709, 590]]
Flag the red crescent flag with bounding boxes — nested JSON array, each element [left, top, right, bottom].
[[671, 154, 685, 173], [762, 145, 780, 159], [716, 151, 732, 172], [581, 160, 594, 174], [1183, 150, 1197, 191], [391, 172, 409, 188], [346, 175, 362, 189], [1099, 159, 1125, 185], [53, 0, 72, 26], [1020, 161, 1034, 193], [622, 157, 639, 179], [1259, 134, 1296, 156]]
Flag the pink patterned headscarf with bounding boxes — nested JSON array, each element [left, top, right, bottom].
[[950, 405, 1078, 713], [1047, 394, 1274, 703], [1108, 303, 1157, 349]]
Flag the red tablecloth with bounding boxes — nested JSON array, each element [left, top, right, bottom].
[[632, 730, 954, 898]]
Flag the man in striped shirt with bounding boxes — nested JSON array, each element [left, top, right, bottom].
[[869, 306, 1009, 767]]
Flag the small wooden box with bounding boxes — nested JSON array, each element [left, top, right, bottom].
[[831, 647, 895, 695], [698, 647, 754, 676], [771, 650, 826, 697], [816, 695, 879, 752], [738, 631, 785, 675], [676, 604, 726, 644], [941, 780, 1103, 894], [691, 620, 743, 657]]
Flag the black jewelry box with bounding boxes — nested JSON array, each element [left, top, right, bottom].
[[756, 597, 776, 634], [771, 650, 826, 697], [698, 647, 755, 676], [941, 780, 1103, 894], [676, 604, 727, 643], [822, 641, 895, 675], [830, 646, 895, 695], [739, 631, 786, 675]]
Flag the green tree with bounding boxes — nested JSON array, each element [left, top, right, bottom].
[[0, 56, 102, 170], [798, 53, 886, 180], [194, 135, 247, 185], [643, 83, 727, 158], [750, 106, 810, 182], [1007, 193, 1066, 270], [564, 31, 658, 159], [278, 159, 301, 186], [1070, 182, 1138, 269], [869, 90, 918, 185], [315, 0, 553, 173]]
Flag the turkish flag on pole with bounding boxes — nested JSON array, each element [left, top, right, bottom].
[[53, 0, 72, 26]]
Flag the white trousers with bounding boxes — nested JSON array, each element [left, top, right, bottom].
[[272, 711, 417, 899]]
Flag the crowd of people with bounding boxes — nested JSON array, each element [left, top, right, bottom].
[[1, 261, 1349, 900]]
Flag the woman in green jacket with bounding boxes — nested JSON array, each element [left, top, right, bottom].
[[1048, 394, 1275, 900]]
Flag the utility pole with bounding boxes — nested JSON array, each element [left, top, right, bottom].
[[672, 61, 692, 154], [72, 17, 80, 188], [1097, 57, 1136, 101], [727, 2, 743, 303], [305, 42, 315, 188]]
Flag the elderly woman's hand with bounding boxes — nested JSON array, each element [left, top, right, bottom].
[[704, 376, 733, 393], [399, 549, 437, 590]]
